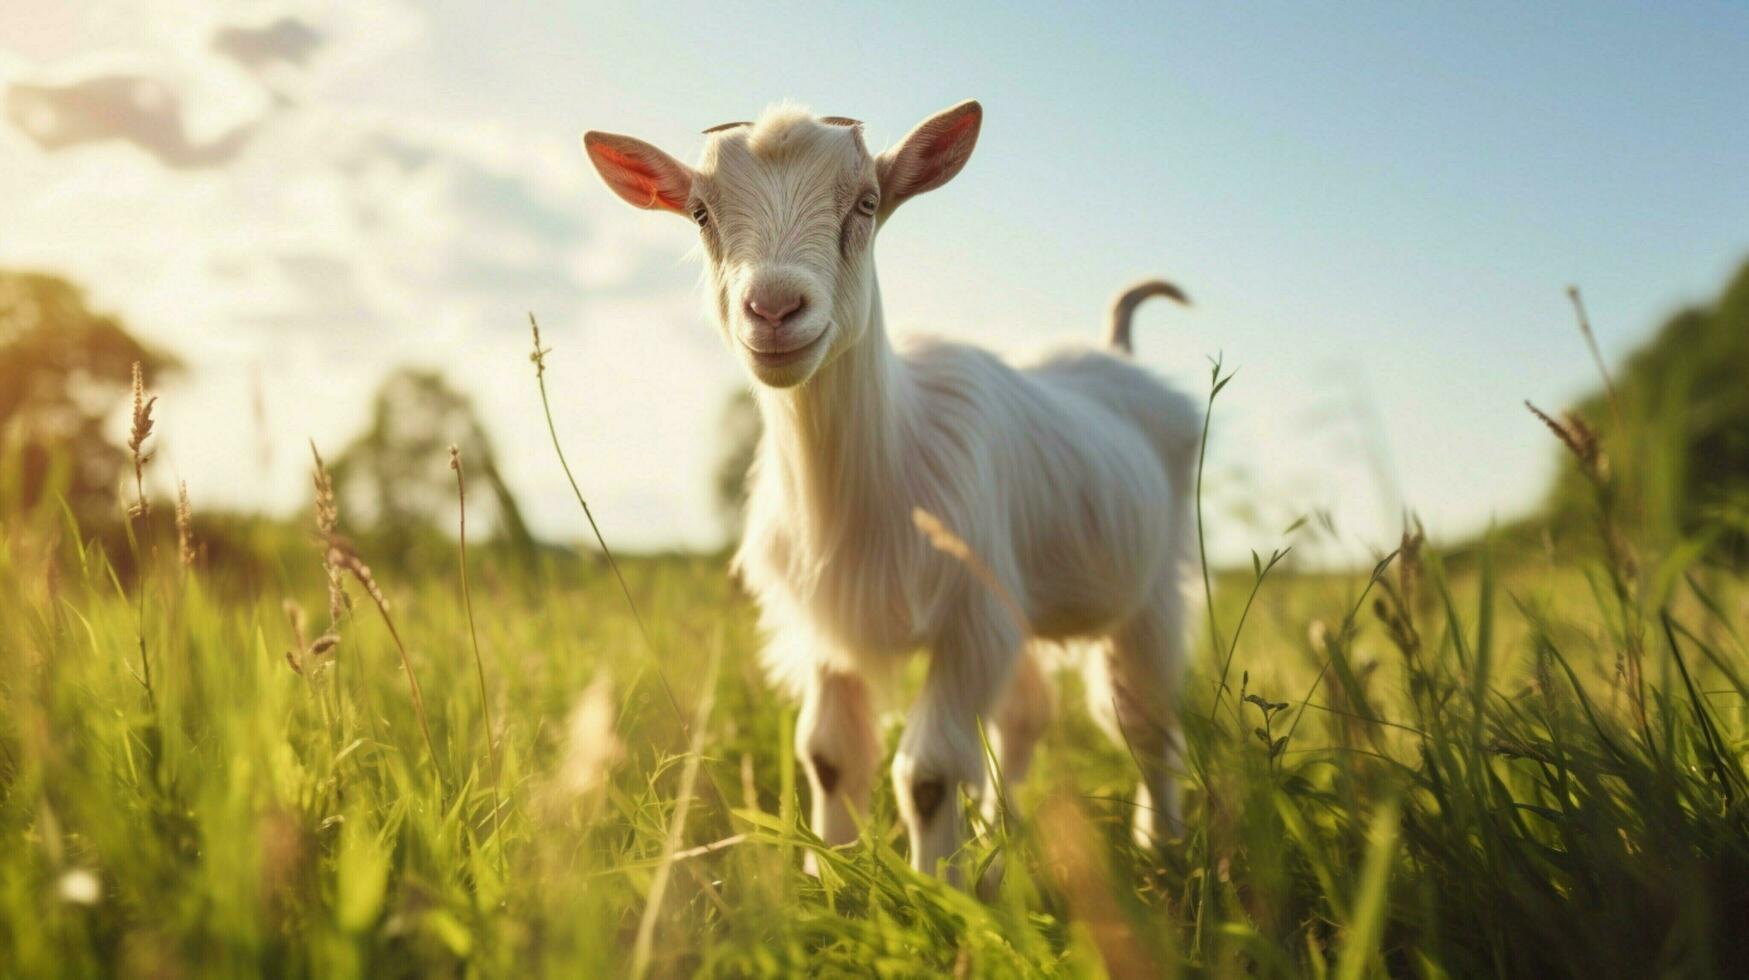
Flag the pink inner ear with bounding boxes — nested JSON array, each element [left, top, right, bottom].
[[924, 113, 978, 160], [915, 113, 976, 182], [590, 141, 687, 212], [885, 105, 980, 201]]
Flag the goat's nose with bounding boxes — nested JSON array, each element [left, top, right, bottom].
[[745, 288, 804, 328]]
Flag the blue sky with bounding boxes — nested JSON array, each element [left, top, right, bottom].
[[3, 1, 1746, 561]]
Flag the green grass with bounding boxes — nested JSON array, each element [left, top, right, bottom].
[[2, 497, 1746, 977], [2, 347, 1747, 977]]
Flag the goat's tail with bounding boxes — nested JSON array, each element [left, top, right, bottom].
[[1106, 279, 1190, 355]]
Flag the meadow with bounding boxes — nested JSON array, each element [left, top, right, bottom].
[[2, 357, 1747, 979]]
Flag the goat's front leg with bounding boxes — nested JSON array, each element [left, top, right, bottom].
[[796, 665, 881, 862], [893, 602, 1024, 882]]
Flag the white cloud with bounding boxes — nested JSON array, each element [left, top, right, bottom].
[[1, 0, 736, 549], [3, 0, 1508, 565]]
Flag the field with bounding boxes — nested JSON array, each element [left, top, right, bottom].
[[3, 398, 1746, 980], [8, 3, 1749, 975]]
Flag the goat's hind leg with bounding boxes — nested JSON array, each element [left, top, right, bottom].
[[974, 647, 1053, 898], [982, 648, 1053, 828], [1087, 579, 1190, 849]]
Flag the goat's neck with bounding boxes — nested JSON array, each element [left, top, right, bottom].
[[756, 278, 912, 537]]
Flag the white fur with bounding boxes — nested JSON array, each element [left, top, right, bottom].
[[585, 102, 1202, 879]]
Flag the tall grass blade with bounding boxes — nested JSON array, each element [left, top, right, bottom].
[[1335, 795, 1402, 980]]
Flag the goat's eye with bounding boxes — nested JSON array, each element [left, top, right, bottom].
[[691, 205, 710, 227], [856, 194, 878, 216]]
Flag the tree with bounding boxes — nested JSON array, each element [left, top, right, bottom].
[[0, 270, 179, 522], [328, 368, 534, 555], [712, 389, 761, 544]]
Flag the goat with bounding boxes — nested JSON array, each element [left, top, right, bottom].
[[584, 101, 1202, 881]]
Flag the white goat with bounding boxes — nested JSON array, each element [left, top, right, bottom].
[[584, 101, 1202, 880]]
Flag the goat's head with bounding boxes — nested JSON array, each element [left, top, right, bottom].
[[584, 101, 981, 388]]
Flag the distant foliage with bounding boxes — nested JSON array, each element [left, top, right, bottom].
[[1548, 262, 1749, 561], [712, 389, 761, 543], [329, 368, 534, 556], [0, 270, 179, 522]]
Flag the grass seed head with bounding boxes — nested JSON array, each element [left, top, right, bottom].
[[1399, 518, 1424, 603], [282, 599, 309, 651], [175, 480, 195, 569], [310, 441, 339, 539], [529, 314, 551, 379], [1526, 400, 1609, 482], [330, 546, 387, 611], [128, 363, 155, 459], [127, 361, 157, 518], [308, 442, 350, 624]]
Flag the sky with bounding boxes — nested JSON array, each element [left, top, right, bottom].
[[3, 1, 1746, 563]]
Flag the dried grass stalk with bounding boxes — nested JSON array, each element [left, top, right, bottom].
[[451, 445, 503, 856], [631, 642, 722, 980], [1038, 795, 1162, 977], [911, 507, 1030, 632], [309, 442, 442, 786]]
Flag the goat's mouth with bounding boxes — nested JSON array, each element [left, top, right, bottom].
[[742, 328, 829, 371]]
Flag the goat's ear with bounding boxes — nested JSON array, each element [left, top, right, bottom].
[[876, 100, 981, 216], [583, 131, 694, 215]]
